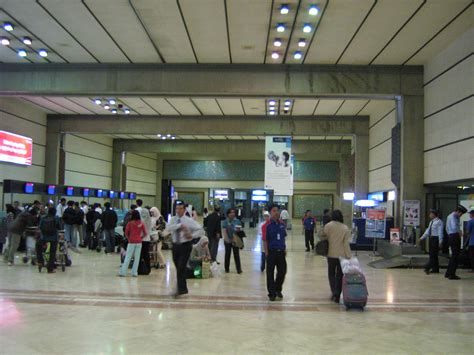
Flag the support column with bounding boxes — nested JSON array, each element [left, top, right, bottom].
[[338, 154, 354, 227], [354, 134, 369, 201], [111, 145, 124, 208], [45, 130, 61, 184], [155, 156, 163, 208]]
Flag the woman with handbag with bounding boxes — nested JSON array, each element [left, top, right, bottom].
[[186, 236, 211, 278], [221, 208, 243, 274], [319, 210, 352, 304]]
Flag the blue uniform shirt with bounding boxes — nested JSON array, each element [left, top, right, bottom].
[[303, 217, 315, 231], [266, 219, 287, 250]]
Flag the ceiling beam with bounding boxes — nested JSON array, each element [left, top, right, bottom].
[[0, 64, 423, 97], [48, 115, 369, 136]]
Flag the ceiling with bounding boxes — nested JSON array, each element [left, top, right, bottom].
[[0, 0, 471, 65]]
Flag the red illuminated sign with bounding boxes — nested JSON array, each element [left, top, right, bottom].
[[0, 130, 33, 166]]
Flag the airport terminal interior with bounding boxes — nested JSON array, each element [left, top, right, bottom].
[[0, 0, 473, 354]]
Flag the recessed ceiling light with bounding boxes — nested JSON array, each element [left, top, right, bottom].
[[38, 49, 48, 57], [171, 136, 176, 140], [124, 109, 130, 114], [18, 49, 27, 57], [268, 99, 276, 106], [111, 109, 117, 114], [284, 100, 291, 106], [162, 136, 167, 140], [94, 99, 102, 105], [293, 51, 302, 60], [108, 99, 116, 105], [0, 37, 9, 46], [309, 5, 319, 16], [280, 5, 290, 14], [269, 111, 276, 115], [104, 105, 110, 110], [276, 24, 285, 32], [166, 134, 171, 138], [271, 52, 279, 59], [22, 37, 32, 45], [303, 24, 312, 33], [298, 39, 306, 47], [273, 39, 282, 47], [3, 22, 14, 32], [157, 134, 162, 137]]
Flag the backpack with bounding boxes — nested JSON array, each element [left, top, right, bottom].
[[40, 217, 56, 236]]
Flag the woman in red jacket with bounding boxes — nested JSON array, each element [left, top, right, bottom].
[[119, 210, 147, 277]]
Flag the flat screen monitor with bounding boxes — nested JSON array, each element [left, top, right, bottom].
[[129, 192, 136, 200], [47, 185, 56, 195], [119, 192, 126, 199], [82, 188, 90, 197], [66, 186, 74, 196], [108, 190, 116, 199], [368, 192, 385, 202], [214, 189, 229, 200], [24, 182, 34, 194], [251, 195, 268, 202], [96, 189, 104, 198]]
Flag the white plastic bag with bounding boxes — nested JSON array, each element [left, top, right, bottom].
[[210, 261, 222, 278], [339, 257, 362, 274]]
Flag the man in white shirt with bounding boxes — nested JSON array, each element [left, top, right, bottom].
[[56, 198, 66, 219], [420, 209, 444, 275], [280, 209, 289, 227], [167, 201, 204, 296], [445, 205, 467, 280]]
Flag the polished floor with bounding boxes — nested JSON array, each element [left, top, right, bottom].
[[1, 224, 473, 355]]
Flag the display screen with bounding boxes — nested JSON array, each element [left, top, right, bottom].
[[0, 130, 33, 166], [129, 192, 136, 200], [24, 182, 34, 194], [47, 185, 56, 195], [108, 190, 116, 199], [96, 189, 103, 198], [252, 190, 268, 202], [215, 189, 229, 200], [368, 192, 385, 202], [251, 195, 268, 202], [66, 186, 74, 196], [119, 192, 126, 199], [83, 188, 90, 197]]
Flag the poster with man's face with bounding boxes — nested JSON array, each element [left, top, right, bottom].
[[264, 136, 293, 196]]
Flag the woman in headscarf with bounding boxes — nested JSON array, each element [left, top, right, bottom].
[[150, 207, 166, 269], [186, 236, 210, 278]]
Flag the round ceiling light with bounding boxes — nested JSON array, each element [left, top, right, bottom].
[[298, 39, 306, 47], [104, 105, 110, 110], [309, 5, 319, 16], [276, 24, 285, 32], [293, 51, 302, 60], [94, 99, 102, 105], [3, 22, 14, 32], [0, 37, 10, 46], [273, 39, 282, 47], [108, 99, 116, 105], [303, 24, 312, 33], [22, 37, 32, 45], [271, 52, 279, 59], [18, 49, 27, 57], [280, 5, 290, 14], [38, 49, 48, 57]]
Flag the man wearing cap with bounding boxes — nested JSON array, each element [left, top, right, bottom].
[[420, 209, 444, 275], [445, 205, 468, 280], [467, 210, 474, 273]]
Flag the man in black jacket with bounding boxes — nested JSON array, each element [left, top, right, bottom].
[[73, 202, 85, 247], [206, 206, 222, 263], [101, 202, 118, 254], [62, 201, 77, 247], [4, 208, 37, 266]]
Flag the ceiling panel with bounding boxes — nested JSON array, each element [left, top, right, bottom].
[[359, 99, 395, 124], [68, 97, 115, 114], [167, 98, 201, 115], [313, 99, 344, 115], [227, 0, 271, 63], [337, 99, 369, 116], [192, 98, 223, 115], [44, 97, 94, 114], [179, 0, 229, 63], [39, 0, 129, 62], [216, 98, 244, 115], [372, 0, 471, 64], [132, 0, 196, 63], [83, 0, 162, 63], [305, 0, 375, 64], [21, 96, 74, 114], [338, 0, 424, 65], [142, 98, 179, 115], [241, 98, 265, 115], [292, 99, 318, 115], [119, 97, 158, 115]]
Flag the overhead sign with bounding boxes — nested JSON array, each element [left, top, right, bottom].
[[0, 130, 33, 166], [365, 208, 386, 239], [403, 200, 420, 227], [264, 136, 293, 196]]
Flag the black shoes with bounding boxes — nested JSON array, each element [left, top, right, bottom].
[[424, 269, 430, 275], [269, 296, 276, 302], [305, 248, 310, 252], [449, 275, 461, 280], [237, 270, 243, 274], [276, 292, 283, 299]]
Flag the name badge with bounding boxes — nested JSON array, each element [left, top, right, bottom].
[[277, 233, 280, 240]]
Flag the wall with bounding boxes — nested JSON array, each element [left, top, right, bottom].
[[424, 28, 474, 184], [125, 152, 157, 207], [0, 97, 46, 205]]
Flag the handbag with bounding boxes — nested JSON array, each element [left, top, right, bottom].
[[232, 234, 244, 249], [201, 260, 211, 279], [315, 240, 329, 256]]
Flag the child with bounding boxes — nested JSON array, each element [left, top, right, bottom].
[[119, 210, 147, 277]]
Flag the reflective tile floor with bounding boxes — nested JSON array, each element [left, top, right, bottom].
[[1, 224, 473, 354]]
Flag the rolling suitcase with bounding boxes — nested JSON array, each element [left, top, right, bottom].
[[342, 272, 368, 310]]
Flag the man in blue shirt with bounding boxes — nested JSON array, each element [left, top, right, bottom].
[[445, 205, 467, 280], [303, 210, 316, 252], [467, 210, 474, 273], [265, 204, 287, 301], [420, 209, 444, 274]]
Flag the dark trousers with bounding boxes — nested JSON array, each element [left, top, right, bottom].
[[305, 229, 314, 250], [36, 240, 58, 272], [446, 233, 461, 277], [469, 246, 474, 271], [141, 241, 151, 272], [266, 249, 287, 297], [327, 257, 343, 299], [224, 242, 241, 272], [261, 252, 266, 271], [425, 236, 440, 273], [172, 242, 193, 293], [209, 237, 219, 262]]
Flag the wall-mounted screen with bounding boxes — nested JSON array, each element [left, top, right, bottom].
[[24, 182, 34, 194], [0, 130, 33, 166], [83, 188, 90, 197], [368, 192, 386, 202], [119, 192, 126, 199], [108, 190, 116, 199], [252, 189, 269, 202], [47, 185, 56, 195], [214, 189, 229, 200], [129, 192, 136, 200], [96, 189, 104, 198], [66, 186, 74, 196]]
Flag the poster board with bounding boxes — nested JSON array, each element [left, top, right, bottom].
[[403, 200, 420, 227], [264, 136, 293, 196], [365, 208, 386, 239], [390, 228, 401, 244]]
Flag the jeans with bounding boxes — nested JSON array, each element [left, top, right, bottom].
[[64, 224, 75, 245], [36, 240, 58, 272], [172, 242, 193, 293], [266, 249, 287, 297], [305, 229, 314, 250], [327, 257, 343, 299], [209, 237, 220, 261], [425, 236, 440, 273], [224, 242, 241, 272], [4, 233, 21, 264], [74, 224, 84, 246], [119, 243, 142, 276], [446, 233, 461, 277], [103, 229, 115, 253]]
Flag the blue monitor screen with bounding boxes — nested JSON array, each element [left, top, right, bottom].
[[96, 189, 103, 198], [129, 192, 136, 200], [109, 190, 116, 199], [83, 188, 90, 197], [47, 185, 56, 195], [368, 192, 385, 202], [119, 192, 126, 199], [24, 183, 34, 194], [66, 186, 74, 196]]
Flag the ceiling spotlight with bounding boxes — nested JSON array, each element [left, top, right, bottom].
[[309, 5, 319, 16], [271, 52, 279, 59], [303, 24, 312, 33], [104, 105, 110, 110], [166, 134, 171, 138], [276, 24, 285, 32], [280, 5, 290, 14], [269, 111, 276, 116], [298, 39, 306, 47], [157, 134, 162, 137], [0, 37, 9, 46], [268, 99, 276, 106], [293, 51, 302, 60], [111, 109, 117, 114], [273, 39, 282, 47], [3, 22, 14, 32], [284, 99, 291, 106], [18, 49, 27, 57], [38, 49, 48, 57], [171, 136, 176, 140], [124, 109, 130, 114], [94, 99, 102, 105], [22, 37, 32, 45], [108, 99, 116, 105], [162, 136, 167, 140]]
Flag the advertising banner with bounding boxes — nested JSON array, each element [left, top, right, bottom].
[[403, 200, 420, 227], [365, 208, 386, 239], [390, 228, 401, 244], [264, 136, 293, 196], [0, 130, 33, 166]]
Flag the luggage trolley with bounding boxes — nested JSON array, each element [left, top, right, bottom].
[[22, 226, 40, 265], [38, 231, 70, 272]]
